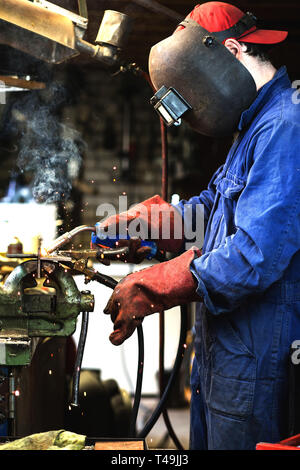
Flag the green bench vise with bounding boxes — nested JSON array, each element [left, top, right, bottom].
[[0, 259, 94, 366]]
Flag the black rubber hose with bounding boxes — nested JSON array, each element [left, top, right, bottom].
[[70, 311, 89, 407], [129, 324, 144, 437], [162, 407, 184, 450], [93, 272, 144, 436], [136, 70, 184, 449], [93, 271, 188, 443], [138, 305, 188, 438]]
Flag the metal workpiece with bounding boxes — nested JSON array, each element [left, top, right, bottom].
[[95, 10, 133, 49], [76, 10, 133, 66], [78, 9, 134, 65]]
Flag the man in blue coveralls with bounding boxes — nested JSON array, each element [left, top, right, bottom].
[[96, 2, 300, 450]]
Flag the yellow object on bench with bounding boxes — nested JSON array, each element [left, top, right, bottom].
[[0, 430, 86, 451]]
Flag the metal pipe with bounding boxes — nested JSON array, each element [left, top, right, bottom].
[[45, 225, 95, 254], [75, 38, 119, 66]]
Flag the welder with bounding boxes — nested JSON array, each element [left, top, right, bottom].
[[95, 2, 300, 450]]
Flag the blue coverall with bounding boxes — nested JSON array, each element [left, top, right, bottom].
[[176, 66, 300, 450]]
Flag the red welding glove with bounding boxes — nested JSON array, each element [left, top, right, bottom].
[[104, 247, 201, 345], [100, 195, 184, 255]]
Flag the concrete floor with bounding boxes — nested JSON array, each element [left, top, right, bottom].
[[136, 398, 190, 450]]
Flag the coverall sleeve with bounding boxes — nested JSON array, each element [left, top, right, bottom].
[[191, 119, 300, 315]]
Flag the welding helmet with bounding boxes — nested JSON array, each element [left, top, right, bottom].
[[148, 2, 287, 137]]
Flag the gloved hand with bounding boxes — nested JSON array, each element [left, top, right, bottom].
[[99, 195, 184, 255], [114, 238, 153, 264], [104, 247, 201, 345]]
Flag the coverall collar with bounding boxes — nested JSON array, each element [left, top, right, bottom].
[[238, 66, 290, 131]]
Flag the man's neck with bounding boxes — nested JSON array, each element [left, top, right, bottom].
[[241, 55, 277, 91]]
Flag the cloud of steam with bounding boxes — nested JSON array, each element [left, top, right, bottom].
[[13, 82, 83, 203]]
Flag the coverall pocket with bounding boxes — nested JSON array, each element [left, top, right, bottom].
[[211, 172, 246, 243], [216, 172, 246, 199], [208, 373, 255, 419], [208, 318, 257, 419]]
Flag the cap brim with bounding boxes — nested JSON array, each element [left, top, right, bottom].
[[240, 29, 288, 44]]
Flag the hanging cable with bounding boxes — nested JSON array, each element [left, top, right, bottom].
[[70, 311, 89, 408], [138, 305, 188, 438], [133, 66, 186, 449], [129, 325, 144, 437], [92, 273, 144, 437], [103, 63, 188, 448]]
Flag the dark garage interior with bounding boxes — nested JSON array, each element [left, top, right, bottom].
[[0, 0, 299, 453]]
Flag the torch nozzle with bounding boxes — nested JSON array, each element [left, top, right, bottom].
[[45, 225, 95, 254]]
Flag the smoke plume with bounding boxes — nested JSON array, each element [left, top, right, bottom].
[[13, 82, 83, 203]]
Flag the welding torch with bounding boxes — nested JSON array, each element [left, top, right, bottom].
[[45, 225, 96, 254], [45, 224, 159, 260]]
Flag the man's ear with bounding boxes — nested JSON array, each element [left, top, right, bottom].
[[224, 38, 245, 59]]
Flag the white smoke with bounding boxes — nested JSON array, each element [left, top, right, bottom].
[[13, 82, 83, 203]]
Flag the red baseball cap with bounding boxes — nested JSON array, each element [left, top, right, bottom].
[[177, 2, 288, 44]]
